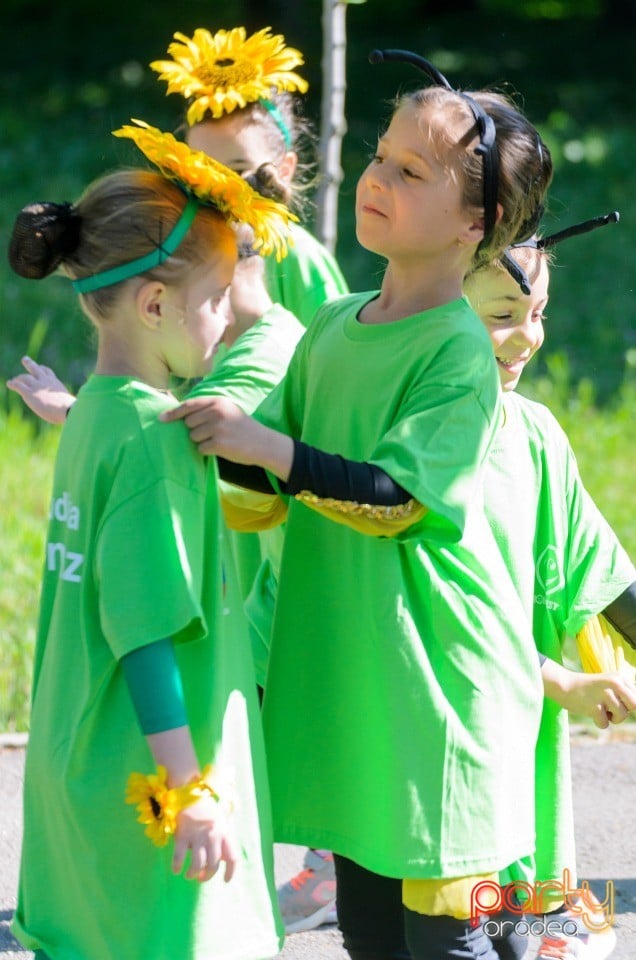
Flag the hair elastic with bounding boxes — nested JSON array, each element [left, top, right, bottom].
[[71, 195, 200, 294], [259, 98, 292, 150]]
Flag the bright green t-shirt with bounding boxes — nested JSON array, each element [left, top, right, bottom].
[[189, 305, 305, 686], [485, 390, 636, 886], [254, 293, 544, 879], [264, 222, 349, 328], [13, 377, 282, 960]]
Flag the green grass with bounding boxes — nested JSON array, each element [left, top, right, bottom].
[[0, 398, 59, 731]]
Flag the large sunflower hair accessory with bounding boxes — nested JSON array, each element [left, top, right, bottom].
[[150, 26, 309, 127], [126, 765, 220, 848], [113, 119, 296, 260]]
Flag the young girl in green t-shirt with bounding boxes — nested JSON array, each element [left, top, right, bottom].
[[12, 25, 350, 935], [464, 222, 636, 960], [161, 50, 557, 960], [6, 130, 294, 960]]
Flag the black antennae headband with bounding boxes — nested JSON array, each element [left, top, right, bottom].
[[514, 210, 620, 251]]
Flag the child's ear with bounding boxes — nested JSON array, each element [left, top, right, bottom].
[[278, 150, 298, 185], [136, 281, 166, 330], [460, 202, 504, 247]]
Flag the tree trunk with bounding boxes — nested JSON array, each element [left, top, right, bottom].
[[314, 0, 348, 253]]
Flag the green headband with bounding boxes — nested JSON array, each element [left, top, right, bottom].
[[259, 99, 292, 150], [71, 196, 200, 294]]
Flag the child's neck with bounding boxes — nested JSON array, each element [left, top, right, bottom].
[[362, 262, 465, 324], [95, 340, 170, 390]]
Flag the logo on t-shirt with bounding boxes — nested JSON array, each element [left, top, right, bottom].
[[47, 491, 84, 584], [536, 544, 563, 595], [534, 543, 563, 611]]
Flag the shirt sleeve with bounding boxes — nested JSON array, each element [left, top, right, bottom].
[[369, 335, 501, 541], [95, 478, 207, 660]]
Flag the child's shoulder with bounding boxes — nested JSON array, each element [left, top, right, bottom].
[[315, 290, 377, 320], [82, 376, 203, 476], [507, 391, 569, 446]]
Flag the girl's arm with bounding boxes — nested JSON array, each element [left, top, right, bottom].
[[7, 355, 75, 423], [541, 656, 636, 728], [162, 400, 413, 504], [121, 638, 236, 883], [217, 439, 412, 504], [162, 398, 423, 536]]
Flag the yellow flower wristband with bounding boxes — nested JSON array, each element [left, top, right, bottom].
[[125, 765, 219, 847]]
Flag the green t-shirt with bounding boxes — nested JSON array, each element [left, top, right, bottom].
[[264, 222, 349, 328], [254, 292, 544, 879], [13, 377, 282, 960], [189, 305, 304, 686], [485, 390, 636, 885]]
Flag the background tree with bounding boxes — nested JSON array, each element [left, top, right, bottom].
[[315, 0, 366, 252]]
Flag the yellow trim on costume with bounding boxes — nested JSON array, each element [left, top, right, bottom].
[[402, 873, 499, 920], [294, 491, 427, 537], [220, 482, 288, 532], [576, 613, 636, 679]]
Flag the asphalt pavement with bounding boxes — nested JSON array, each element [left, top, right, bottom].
[[1, 729, 634, 959]]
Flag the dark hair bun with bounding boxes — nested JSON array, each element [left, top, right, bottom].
[[8, 201, 82, 279], [243, 163, 292, 206]]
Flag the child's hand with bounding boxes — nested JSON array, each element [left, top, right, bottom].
[[173, 794, 237, 883], [7, 356, 75, 424], [567, 672, 636, 727], [161, 396, 294, 479], [544, 660, 636, 727]]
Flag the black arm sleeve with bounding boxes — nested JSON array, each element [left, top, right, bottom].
[[216, 458, 276, 493], [281, 439, 412, 505], [602, 581, 636, 651]]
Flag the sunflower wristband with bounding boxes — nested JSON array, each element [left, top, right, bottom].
[[125, 764, 221, 848]]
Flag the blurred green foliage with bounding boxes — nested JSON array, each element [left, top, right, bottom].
[[1, 1, 634, 400]]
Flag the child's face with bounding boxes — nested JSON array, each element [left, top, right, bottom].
[[186, 112, 294, 185], [467, 255, 549, 392], [355, 100, 479, 265], [161, 244, 237, 379], [187, 113, 265, 176]]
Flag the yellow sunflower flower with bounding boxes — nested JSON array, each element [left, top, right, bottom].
[[113, 120, 296, 260], [150, 26, 309, 126], [125, 765, 180, 847]]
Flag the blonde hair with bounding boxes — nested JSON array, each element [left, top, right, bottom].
[[396, 87, 553, 268]]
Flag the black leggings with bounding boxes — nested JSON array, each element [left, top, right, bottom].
[[334, 854, 528, 960]]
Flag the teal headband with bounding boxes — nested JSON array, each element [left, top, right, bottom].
[[71, 196, 200, 294], [259, 99, 292, 150]]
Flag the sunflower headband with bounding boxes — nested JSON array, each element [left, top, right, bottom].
[[150, 26, 309, 148], [70, 120, 296, 294]]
